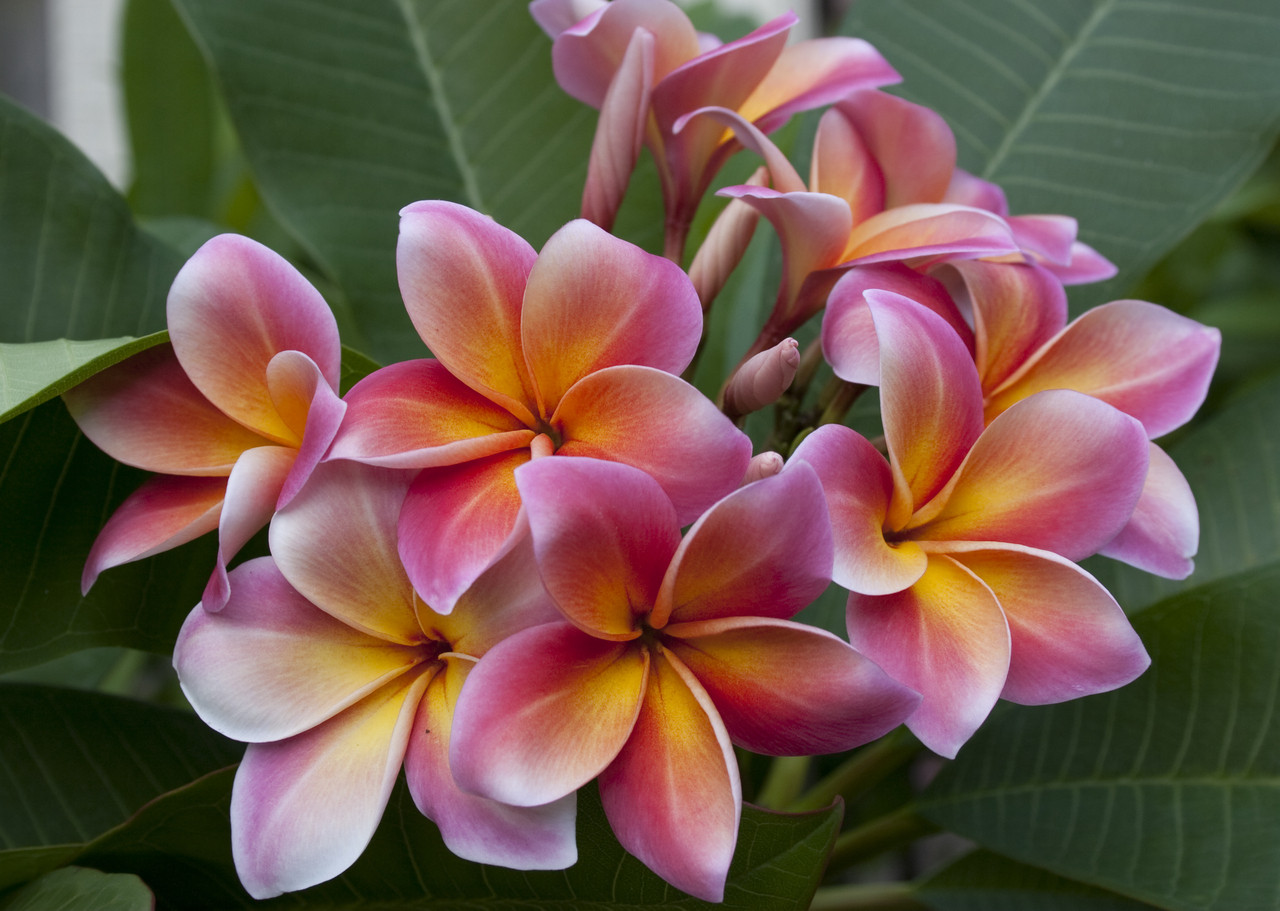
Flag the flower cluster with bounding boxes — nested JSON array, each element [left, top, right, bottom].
[[63, 0, 1219, 903]]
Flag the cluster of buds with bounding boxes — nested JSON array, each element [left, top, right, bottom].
[[62, 0, 1219, 903]]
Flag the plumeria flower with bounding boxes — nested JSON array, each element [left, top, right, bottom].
[[63, 234, 346, 610], [448, 457, 918, 901], [793, 291, 1152, 757], [530, 0, 899, 259], [328, 202, 751, 614], [823, 259, 1221, 578], [173, 460, 573, 899]]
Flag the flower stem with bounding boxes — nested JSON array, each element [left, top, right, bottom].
[[754, 755, 812, 810], [789, 728, 921, 813], [827, 807, 939, 873], [809, 882, 928, 911]]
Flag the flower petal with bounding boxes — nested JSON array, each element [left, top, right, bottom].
[[81, 474, 224, 593], [175, 557, 425, 744], [63, 344, 273, 474], [582, 28, 654, 231], [664, 615, 919, 755], [516, 457, 677, 638], [653, 464, 831, 626], [267, 350, 347, 507], [397, 201, 538, 421], [230, 670, 428, 899], [1099, 442, 1199, 579], [598, 645, 740, 903], [405, 656, 578, 869], [521, 220, 702, 413], [789, 424, 926, 595], [450, 622, 648, 807], [809, 105, 884, 223], [847, 554, 1010, 758], [943, 544, 1150, 705], [530, 0, 607, 40], [842, 203, 1017, 266], [832, 90, 954, 207], [167, 234, 340, 443], [1046, 240, 1118, 285], [553, 365, 751, 524]]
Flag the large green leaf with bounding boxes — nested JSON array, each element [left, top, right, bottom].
[[0, 867, 152, 911], [0, 95, 182, 344], [841, 0, 1280, 309], [0, 684, 241, 891], [79, 767, 839, 910], [916, 850, 1163, 911], [170, 0, 602, 363]]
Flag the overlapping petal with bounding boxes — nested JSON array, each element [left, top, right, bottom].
[[1099, 442, 1200, 579], [827, 91, 954, 208]]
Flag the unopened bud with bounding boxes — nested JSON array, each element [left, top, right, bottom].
[[722, 337, 800, 419], [741, 451, 784, 485], [688, 166, 766, 309]]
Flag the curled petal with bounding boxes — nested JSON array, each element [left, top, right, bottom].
[[81, 474, 224, 593], [230, 670, 429, 899], [522, 220, 702, 414], [809, 105, 884, 223], [688, 167, 766, 309], [168, 234, 340, 443], [516, 457, 678, 639], [268, 351, 347, 507], [847, 554, 1010, 758], [841, 203, 1017, 266], [1100, 442, 1199, 579], [599, 646, 739, 903], [1047, 241, 1118, 285], [405, 657, 577, 869], [553, 365, 752, 525], [722, 337, 799, 418], [582, 28, 654, 231], [677, 106, 806, 193], [832, 91, 954, 207], [664, 615, 919, 755], [450, 623, 648, 807], [530, 0, 607, 40], [1005, 214, 1077, 265]]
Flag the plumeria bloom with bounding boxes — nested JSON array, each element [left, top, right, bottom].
[[328, 202, 752, 614], [793, 292, 1152, 757], [173, 461, 573, 899], [449, 457, 919, 901], [63, 234, 345, 610], [530, 0, 899, 259], [823, 259, 1221, 578]]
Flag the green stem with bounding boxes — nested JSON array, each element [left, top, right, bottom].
[[816, 379, 865, 426], [827, 807, 939, 873], [809, 882, 928, 911], [789, 728, 920, 813], [754, 755, 812, 810]]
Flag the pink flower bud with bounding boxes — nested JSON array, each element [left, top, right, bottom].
[[742, 451, 784, 485], [722, 337, 800, 418]]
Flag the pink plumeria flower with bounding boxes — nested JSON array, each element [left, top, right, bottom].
[[823, 259, 1221, 578], [328, 202, 752, 614], [448, 457, 918, 901], [173, 461, 573, 899], [531, 0, 899, 259], [794, 291, 1152, 757], [63, 234, 346, 610]]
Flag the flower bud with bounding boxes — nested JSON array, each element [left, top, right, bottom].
[[722, 337, 800, 419]]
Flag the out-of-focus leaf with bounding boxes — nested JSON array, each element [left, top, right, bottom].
[[0, 684, 241, 892], [842, 0, 1280, 310], [82, 769, 840, 910], [0, 96, 182, 343], [0, 866, 153, 911], [916, 850, 1163, 911]]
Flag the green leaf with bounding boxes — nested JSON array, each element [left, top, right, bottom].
[[0, 866, 152, 911], [0, 95, 183, 344], [170, 0, 599, 363], [0, 684, 241, 891], [81, 768, 840, 910], [841, 0, 1280, 309], [0, 333, 167, 424]]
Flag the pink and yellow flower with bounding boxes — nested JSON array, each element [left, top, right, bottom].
[[63, 234, 346, 609], [793, 292, 1152, 757], [173, 461, 572, 899], [328, 202, 752, 613], [448, 457, 918, 901]]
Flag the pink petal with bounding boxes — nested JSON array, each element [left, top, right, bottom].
[[809, 105, 884, 224], [653, 463, 831, 626], [841, 203, 1017, 266], [230, 670, 429, 899], [663, 615, 919, 755], [530, 0, 607, 39], [822, 264, 969, 386], [1047, 240, 1118, 285], [847, 554, 1010, 758], [267, 350, 347, 507], [327, 360, 534, 469], [398, 448, 530, 616], [942, 543, 1150, 704], [521, 220, 702, 414], [81, 474, 224, 593], [1005, 214, 1077, 265], [397, 201, 539, 422], [986, 300, 1221, 438], [911, 390, 1149, 561], [599, 645, 739, 903], [675, 106, 807, 193], [449, 622, 648, 807], [516, 457, 678, 638], [552, 365, 751, 524], [405, 657, 577, 869], [581, 29, 654, 231], [943, 169, 1008, 214], [63, 344, 273, 474], [175, 557, 425, 743], [789, 424, 926, 596], [832, 91, 955, 208], [269, 460, 422, 644], [202, 444, 295, 612], [1099, 442, 1199, 579], [167, 234, 340, 444]]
